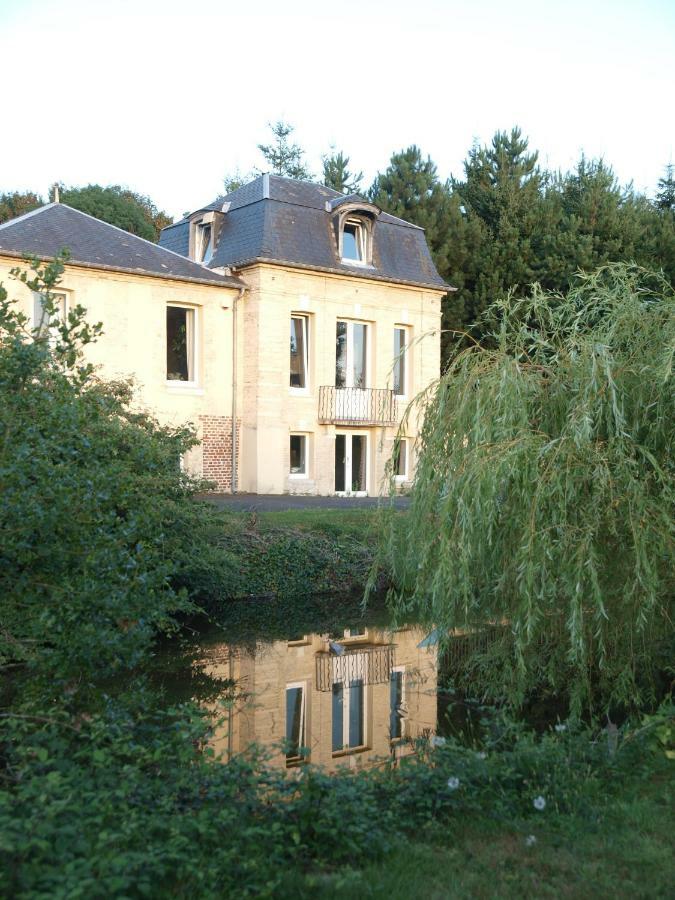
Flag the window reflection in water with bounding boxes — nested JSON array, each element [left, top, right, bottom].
[[200, 625, 438, 772]]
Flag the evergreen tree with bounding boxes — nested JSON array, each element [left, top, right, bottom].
[[450, 128, 546, 329], [321, 149, 363, 193], [257, 120, 311, 180], [222, 169, 254, 195], [655, 163, 675, 212]]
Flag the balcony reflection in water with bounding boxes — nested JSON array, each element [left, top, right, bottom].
[[201, 626, 438, 771]]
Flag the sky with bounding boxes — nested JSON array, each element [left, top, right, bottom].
[[1, 0, 674, 220]]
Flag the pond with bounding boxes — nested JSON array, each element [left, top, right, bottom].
[[155, 596, 466, 773]]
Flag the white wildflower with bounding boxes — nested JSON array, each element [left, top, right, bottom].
[[431, 735, 446, 748], [554, 723, 567, 733], [533, 795, 546, 811], [476, 751, 487, 760], [525, 834, 537, 847], [447, 776, 460, 790]]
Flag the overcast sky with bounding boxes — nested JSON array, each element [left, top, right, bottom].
[[2, 0, 673, 219]]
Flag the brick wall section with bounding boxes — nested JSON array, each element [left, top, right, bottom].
[[199, 415, 240, 492]]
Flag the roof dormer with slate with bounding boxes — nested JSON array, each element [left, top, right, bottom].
[[159, 174, 452, 292]]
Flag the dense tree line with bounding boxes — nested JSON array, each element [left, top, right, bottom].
[[0, 184, 172, 242], [3, 123, 673, 360], [367, 130, 675, 353]]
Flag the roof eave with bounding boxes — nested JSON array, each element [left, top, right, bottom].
[[229, 256, 454, 293], [0, 250, 245, 290]]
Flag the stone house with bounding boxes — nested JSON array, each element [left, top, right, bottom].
[[0, 176, 450, 495]]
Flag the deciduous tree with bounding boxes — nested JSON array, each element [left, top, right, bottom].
[[376, 265, 675, 716]]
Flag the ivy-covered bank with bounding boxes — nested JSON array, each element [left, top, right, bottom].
[[175, 508, 379, 611]]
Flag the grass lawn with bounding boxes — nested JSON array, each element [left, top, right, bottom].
[[287, 773, 674, 899], [249, 507, 379, 536]]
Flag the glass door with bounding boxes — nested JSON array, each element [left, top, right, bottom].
[[334, 433, 368, 496]]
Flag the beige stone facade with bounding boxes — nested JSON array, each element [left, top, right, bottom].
[[0, 256, 241, 490], [202, 626, 439, 771], [235, 263, 443, 496], [1, 239, 443, 496]]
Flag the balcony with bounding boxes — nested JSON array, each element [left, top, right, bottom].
[[315, 644, 396, 691], [318, 386, 397, 426]]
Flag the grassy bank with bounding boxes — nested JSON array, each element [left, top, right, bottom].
[[293, 771, 673, 898], [177, 505, 382, 610]]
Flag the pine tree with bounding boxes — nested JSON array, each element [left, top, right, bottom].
[[450, 128, 546, 331], [257, 120, 311, 180], [370, 147, 457, 277], [321, 149, 363, 194], [655, 163, 675, 212]]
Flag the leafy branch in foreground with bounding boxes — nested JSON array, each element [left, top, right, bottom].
[[376, 264, 674, 717]]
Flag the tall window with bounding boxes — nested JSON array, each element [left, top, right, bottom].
[[341, 218, 365, 263], [166, 306, 196, 383], [332, 678, 365, 753], [389, 669, 405, 741], [285, 683, 306, 765], [290, 434, 307, 476], [32, 291, 67, 338], [335, 320, 368, 389], [195, 222, 213, 264], [393, 327, 408, 396], [290, 315, 308, 390], [394, 439, 408, 480]]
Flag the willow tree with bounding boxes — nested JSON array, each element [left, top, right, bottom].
[[377, 264, 674, 717]]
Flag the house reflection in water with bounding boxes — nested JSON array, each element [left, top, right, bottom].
[[202, 626, 438, 771]]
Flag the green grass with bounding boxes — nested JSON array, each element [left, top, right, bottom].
[[286, 774, 674, 899], [254, 507, 379, 536]]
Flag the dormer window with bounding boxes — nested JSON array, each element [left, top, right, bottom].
[[328, 196, 380, 268], [195, 222, 213, 264], [189, 209, 222, 264], [342, 219, 365, 263]]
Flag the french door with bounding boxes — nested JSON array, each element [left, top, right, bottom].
[[335, 432, 368, 496]]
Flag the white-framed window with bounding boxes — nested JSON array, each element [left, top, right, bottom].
[[335, 320, 368, 389], [332, 677, 366, 754], [335, 432, 369, 496], [290, 315, 309, 391], [289, 434, 308, 477], [389, 666, 406, 742], [341, 217, 367, 265], [393, 327, 408, 397], [166, 305, 198, 384], [194, 221, 214, 264], [32, 291, 67, 339], [286, 682, 307, 765], [394, 439, 409, 481]]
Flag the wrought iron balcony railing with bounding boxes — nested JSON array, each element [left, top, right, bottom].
[[318, 386, 397, 426], [315, 644, 396, 691]]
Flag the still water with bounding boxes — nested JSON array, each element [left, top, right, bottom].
[[163, 604, 446, 773]]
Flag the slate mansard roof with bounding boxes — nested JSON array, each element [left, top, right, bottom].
[[159, 175, 452, 292], [0, 203, 244, 289]]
